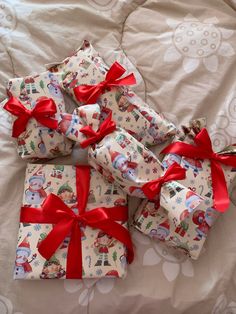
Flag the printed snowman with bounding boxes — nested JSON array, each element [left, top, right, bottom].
[[109, 149, 138, 181], [14, 232, 36, 279], [47, 73, 63, 98], [185, 190, 202, 213], [25, 170, 50, 205], [150, 219, 170, 241]]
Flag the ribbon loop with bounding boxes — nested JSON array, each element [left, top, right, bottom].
[[73, 61, 136, 104], [142, 163, 186, 200], [80, 111, 116, 148], [161, 128, 236, 212], [4, 96, 58, 137]]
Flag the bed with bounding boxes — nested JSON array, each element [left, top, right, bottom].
[[0, 0, 236, 313]]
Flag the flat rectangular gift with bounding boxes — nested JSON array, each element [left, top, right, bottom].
[[14, 164, 133, 279], [4, 72, 73, 160], [133, 119, 236, 259], [58, 104, 203, 221], [46, 40, 176, 147]]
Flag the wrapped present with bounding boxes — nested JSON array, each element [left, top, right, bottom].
[[14, 164, 133, 279], [133, 120, 236, 259], [58, 104, 203, 220], [4, 72, 73, 159], [46, 40, 176, 146]]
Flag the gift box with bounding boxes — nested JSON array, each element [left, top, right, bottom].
[[133, 119, 236, 259], [14, 164, 133, 279], [58, 104, 203, 220], [46, 40, 176, 146], [4, 72, 73, 160]]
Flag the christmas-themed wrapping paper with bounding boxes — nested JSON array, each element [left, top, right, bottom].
[[46, 40, 176, 147], [14, 163, 133, 279], [4, 72, 73, 160], [133, 119, 236, 259], [58, 104, 203, 221]]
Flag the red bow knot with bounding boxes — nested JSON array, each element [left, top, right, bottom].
[[80, 111, 116, 148], [142, 163, 186, 200], [161, 128, 236, 212], [4, 96, 58, 137], [73, 62, 136, 104]]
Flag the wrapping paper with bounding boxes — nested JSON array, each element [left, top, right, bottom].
[[5, 72, 73, 160], [134, 119, 236, 259], [46, 40, 176, 147], [58, 104, 203, 220], [14, 163, 130, 279]]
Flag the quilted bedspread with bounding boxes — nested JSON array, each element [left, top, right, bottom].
[[0, 1, 236, 313]]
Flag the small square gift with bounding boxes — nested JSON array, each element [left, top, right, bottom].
[[46, 40, 176, 146], [133, 119, 236, 259], [4, 72, 73, 160], [14, 164, 133, 279], [58, 104, 203, 220]]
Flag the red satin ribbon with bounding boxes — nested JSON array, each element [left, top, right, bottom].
[[80, 111, 116, 148], [161, 128, 236, 213], [73, 62, 136, 104], [4, 96, 58, 137], [142, 163, 186, 200], [20, 166, 134, 279]]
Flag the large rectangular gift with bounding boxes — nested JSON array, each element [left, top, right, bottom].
[[133, 119, 236, 259], [14, 164, 133, 279], [46, 40, 176, 146], [58, 104, 203, 221], [4, 72, 73, 160]]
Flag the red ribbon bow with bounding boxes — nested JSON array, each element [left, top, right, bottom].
[[80, 111, 116, 148], [20, 166, 134, 279], [161, 128, 236, 213], [74, 62, 136, 104], [4, 96, 58, 137], [142, 163, 186, 200]]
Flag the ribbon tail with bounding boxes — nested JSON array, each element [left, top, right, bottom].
[[66, 222, 82, 279], [36, 117, 58, 130], [211, 161, 230, 212], [12, 115, 30, 137], [110, 73, 136, 86], [76, 166, 91, 214], [38, 218, 73, 260]]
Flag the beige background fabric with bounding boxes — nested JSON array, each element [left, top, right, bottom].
[[0, 0, 236, 313]]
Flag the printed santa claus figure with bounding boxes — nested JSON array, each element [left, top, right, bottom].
[[150, 219, 170, 241], [58, 113, 80, 137], [192, 210, 210, 241], [182, 157, 203, 177], [185, 190, 202, 213], [109, 149, 138, 181], [14, 232, 36, 279], [175, 210, 190, 237]]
